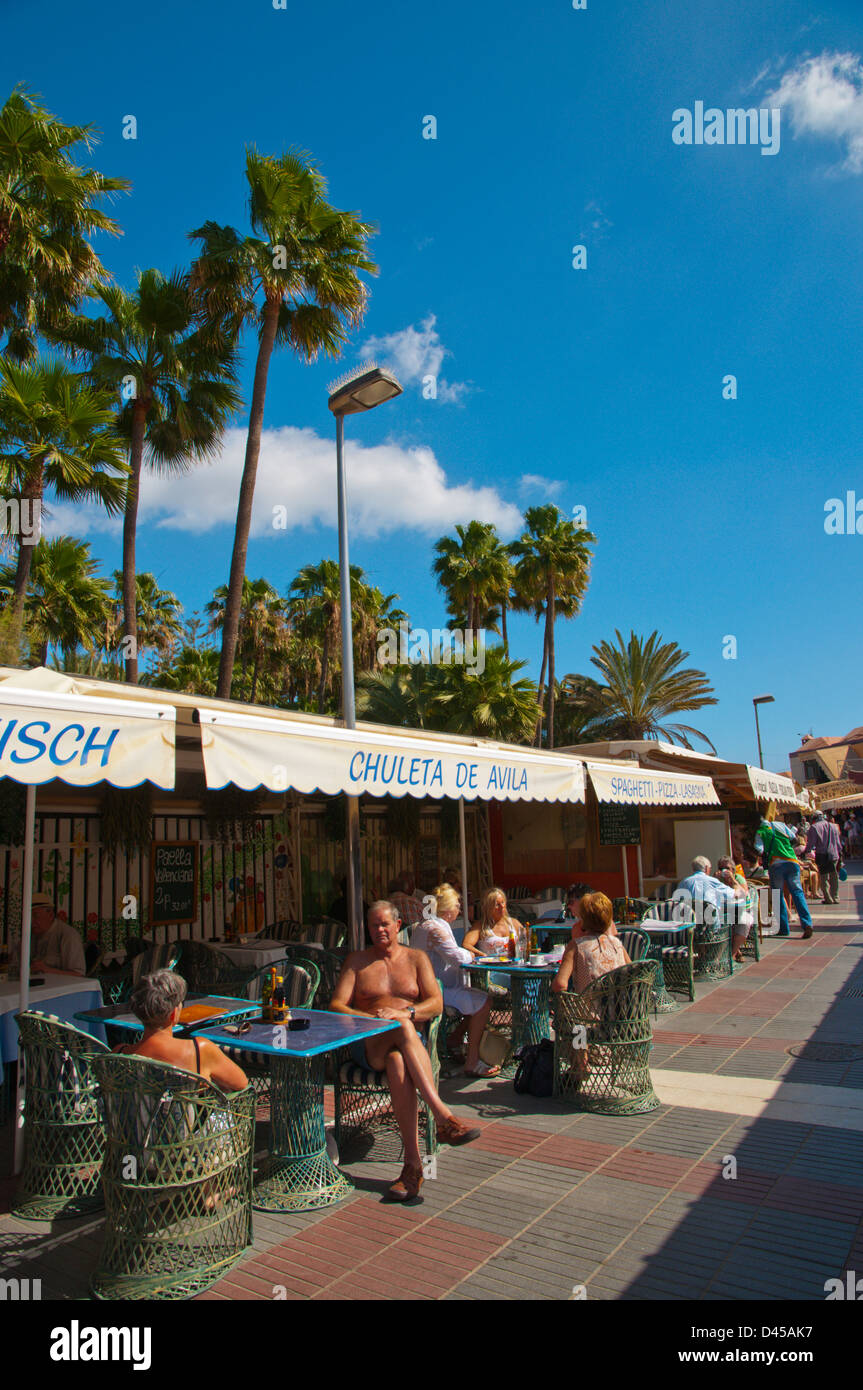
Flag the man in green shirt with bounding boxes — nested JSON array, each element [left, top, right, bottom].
[[754, 812, 813, 939]]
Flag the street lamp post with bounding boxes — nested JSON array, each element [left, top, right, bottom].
[[753, 694, 775, 770], [328, 364, 402, 949]]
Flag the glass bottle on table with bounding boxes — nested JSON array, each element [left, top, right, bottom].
[[507, 924, 517, 960], [262, 966, 276, 1022]]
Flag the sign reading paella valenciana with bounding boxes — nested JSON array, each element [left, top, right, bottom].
[[198, 708, 586, 803]]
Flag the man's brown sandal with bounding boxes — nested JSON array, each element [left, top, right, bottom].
[[387, 1163, 424, 1201], [437, 1116, 481, 1146]]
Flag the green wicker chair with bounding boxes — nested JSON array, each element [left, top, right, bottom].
[[13, 1012, 109, 1221], [175, 938, 264, 998], [737, 889, 762, 962], [88, 1052, 255, 1300], [96, 942, 181, 1006], [221, 957, 320, 1104], [616, 926, 650, 962], [333, 1012, 442, 1162], [640, 903, 696, 1002], [552, 961, 659, 1114], [693, 918, 734, 981]]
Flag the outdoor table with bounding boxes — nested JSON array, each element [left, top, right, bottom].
[[193, 1009, 400, 1213], [469, 957, 558, 1074], [0, 973, 104, 1065], [206, 938, 289, 970], [73, 993, 259, 1044], [637, 921, 688, 1012]]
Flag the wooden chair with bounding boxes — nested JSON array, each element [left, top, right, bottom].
[[552, 961, 659, 1114], [13, 1012, 109, 1220], [89, 1052, 254, 1300]]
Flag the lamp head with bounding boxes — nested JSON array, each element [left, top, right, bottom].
[[328, 361, 403, 416]]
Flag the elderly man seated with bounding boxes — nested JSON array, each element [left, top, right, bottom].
[[12, 892, 85, 977], [675, 856, 736, 925], [330, 900, 480, 1202]]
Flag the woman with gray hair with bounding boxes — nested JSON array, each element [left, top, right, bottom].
[[113, 969, 248, 1092]]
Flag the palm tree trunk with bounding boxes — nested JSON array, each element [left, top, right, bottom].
[[217, 296, 281, 699], [545, 577, 556, 750], [8, 468, 44, 656], [534, 628, 548, 747], [122, 403, 147, 684], [501, 598, 508, 656]]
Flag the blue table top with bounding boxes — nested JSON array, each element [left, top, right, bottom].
[[73, 994, 258, 1032], [469, 958, 558, 977], [194, 1009, 401, 1059]]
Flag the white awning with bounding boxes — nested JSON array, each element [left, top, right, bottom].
[[585, 759, 720, 807], [818, 791, 863, 810], [0, 684, 176, 789], [198, 707, 585, 803], [746, 766, 801, 808]]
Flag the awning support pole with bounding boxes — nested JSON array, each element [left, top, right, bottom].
[[458, 798, 469, 933], [621, 845, 630, 897], [14, 783, 36, 1175], [636, 843, 644, 898], [335, 409, 364, 952]]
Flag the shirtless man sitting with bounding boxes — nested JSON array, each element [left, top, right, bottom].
[[330, 899, 480, 1201]]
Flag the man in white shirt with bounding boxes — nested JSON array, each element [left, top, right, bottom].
[[14, 892, 86, 976]]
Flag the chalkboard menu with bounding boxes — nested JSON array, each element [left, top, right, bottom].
[[598, 802, 641, 846], [415, 835, 441, 891], [149, 841, 198, 925]]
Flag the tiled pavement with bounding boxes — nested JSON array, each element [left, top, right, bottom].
[[2, 867, 862, 1301]]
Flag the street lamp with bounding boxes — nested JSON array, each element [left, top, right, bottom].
[[753, 694, 775, 769], [328, 363, 402, 949]]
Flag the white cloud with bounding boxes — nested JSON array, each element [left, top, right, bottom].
[[518, 474, 564, 502], [769, 51, 863, 172], [359, 314, 472, 404], [44, 425, 523, 543]]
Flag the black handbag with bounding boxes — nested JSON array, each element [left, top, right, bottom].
[[513, 1039, 555, 1097]]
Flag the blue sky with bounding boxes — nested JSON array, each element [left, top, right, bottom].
[[5, 0, 863, 772]]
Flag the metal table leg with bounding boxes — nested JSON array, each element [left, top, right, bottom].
[[253, 1053, 353, 1212], [647, 954, 678, 1013]]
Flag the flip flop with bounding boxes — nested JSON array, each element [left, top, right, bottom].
[[463, 1061, 501, 1078]]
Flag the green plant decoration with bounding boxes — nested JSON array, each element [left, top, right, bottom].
[[0, 779, 27, 845], [203, 786, 266, 842], [99, 784, 153, 860], [384, 797, 420, 848]]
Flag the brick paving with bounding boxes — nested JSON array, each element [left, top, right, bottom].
[[2, 866, 862, 1301]]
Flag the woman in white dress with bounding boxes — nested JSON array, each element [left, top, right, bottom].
[[411, 884, 500, 1078]]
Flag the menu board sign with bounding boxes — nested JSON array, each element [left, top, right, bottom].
[[598, 802, 641, 846], [149, 841, 198, 925]]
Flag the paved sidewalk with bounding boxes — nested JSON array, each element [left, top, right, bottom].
[[2, 866, 862, 1301]]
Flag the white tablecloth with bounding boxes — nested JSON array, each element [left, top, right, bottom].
[[0, 975, 104, 1064], [209, 939, 289, 969]]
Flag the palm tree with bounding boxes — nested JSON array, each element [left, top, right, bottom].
[[207, 576, 287, 703], [356, 663, 445, 729], [0, 534, 111, 666], [153, 644, 220, 697], [0, 358, 127, 651], [563, 630, 718, 751], [433, 521, 507, 636], [0, 87, 128, 360], [288, 558, 368, 713], [510, 505, 596, 749], [66, 268, 241, 683], [190, 147, 377, 699], [108, 570, 183, 671], [434, 647, 540, 743]]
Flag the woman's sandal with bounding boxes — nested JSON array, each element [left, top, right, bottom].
[[463, 1060, 501, 1078]]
